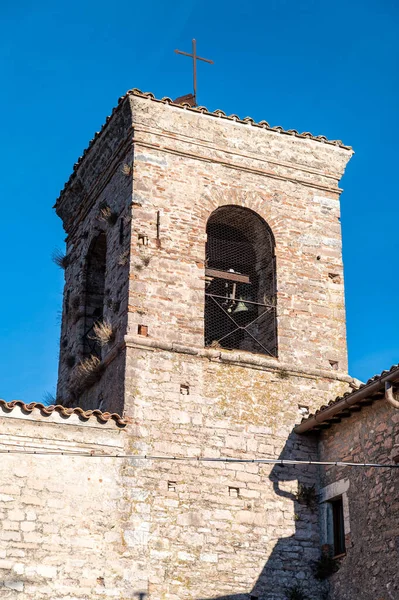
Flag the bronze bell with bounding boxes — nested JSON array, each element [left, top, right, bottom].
[[231, 296, 255, 314]]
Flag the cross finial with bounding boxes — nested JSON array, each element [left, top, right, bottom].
[[174, 39, 214, 106]]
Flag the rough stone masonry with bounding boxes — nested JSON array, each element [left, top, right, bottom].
[[0, 89, 354, 599], [319, 393, 399, 600]]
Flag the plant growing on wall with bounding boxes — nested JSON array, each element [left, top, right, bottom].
[[98, 203, 118, 226], [296, 483, 318, 511], [65, 355, 76, 368], [141, 255, 151, 266], [42, 391, 57, 406], [284, 583, 309, 600], [278, 369, 290, 379], [90, 320, 116, 347], [313, 553, 340, 580], [134, 254, 151, 271], [72, 355, 104, 393], [52, 249, 68, 269]]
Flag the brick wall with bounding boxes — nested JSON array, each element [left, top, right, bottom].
[[126, 95, 351, 373]]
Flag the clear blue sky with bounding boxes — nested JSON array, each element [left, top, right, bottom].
[[0, 0, 397, 403]]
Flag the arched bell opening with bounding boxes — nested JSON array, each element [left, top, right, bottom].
[[82, 232, 107, 358], [204, 206, 277, 357]]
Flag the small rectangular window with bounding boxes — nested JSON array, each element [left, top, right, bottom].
[[138, 324, 148, 336], [331, 497, 346, 557]]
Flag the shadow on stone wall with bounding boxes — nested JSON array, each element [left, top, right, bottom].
[[132, 431, 328, 600], [197, 431, 327, 600]]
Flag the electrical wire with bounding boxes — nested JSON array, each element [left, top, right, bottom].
[[0, 449, 398, 468]]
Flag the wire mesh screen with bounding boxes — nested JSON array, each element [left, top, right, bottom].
[[205, 206, 277, 357]]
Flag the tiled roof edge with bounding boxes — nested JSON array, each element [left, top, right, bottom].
[[55, 88, 352, 204], [296, 363, 399, 432], [0, 400, 127, 427]]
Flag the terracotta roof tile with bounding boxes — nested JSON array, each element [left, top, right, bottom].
[[56, 87, 352, 203], [0, 400, 127, 427]]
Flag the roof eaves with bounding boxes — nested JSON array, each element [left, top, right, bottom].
[[295, 363, 399, 434], [55, 87, 352, 204], [0, 400, 127, 427]]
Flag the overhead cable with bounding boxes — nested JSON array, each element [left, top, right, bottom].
[[0, 449, 398, 469]]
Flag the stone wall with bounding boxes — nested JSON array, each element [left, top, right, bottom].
[[126, 94, 351, 373], [55, 92, 353, 413], [318, 399, 399, 600], [0, 405, 134, 599], [0, 396, 341, 600], [122, 343, 352, 600], [49, 92, 356, 599], [55, 106, 134, 412], [114, 96, 354, 598]]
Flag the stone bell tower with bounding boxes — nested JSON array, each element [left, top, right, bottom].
[[55, 89, 353, 599]]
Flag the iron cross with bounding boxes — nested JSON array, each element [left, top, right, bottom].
[[174, 39, 214, 106]]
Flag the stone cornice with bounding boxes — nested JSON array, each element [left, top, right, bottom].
[[133, 124, 343, 183], [124, 335, 353, 384], [133, 136, 343, 194]]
